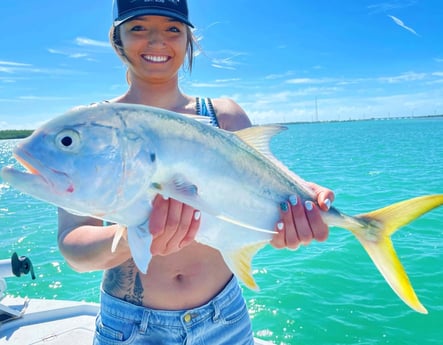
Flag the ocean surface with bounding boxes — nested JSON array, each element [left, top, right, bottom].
[[1, 117, 442, 344]]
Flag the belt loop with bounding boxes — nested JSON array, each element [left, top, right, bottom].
[[139, 310, 150, 334], [212, 299, 221, 322]]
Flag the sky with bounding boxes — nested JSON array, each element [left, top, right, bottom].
[[1, 0, 443, 129]]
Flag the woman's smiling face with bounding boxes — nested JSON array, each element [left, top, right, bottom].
[[119, 15, 188, 82]]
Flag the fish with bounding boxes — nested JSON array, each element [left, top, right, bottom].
[[1, 102, 442, 314]]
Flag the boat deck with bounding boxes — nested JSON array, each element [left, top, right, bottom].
[[0, 296, 271, 344], [1, 297, 98, 344]]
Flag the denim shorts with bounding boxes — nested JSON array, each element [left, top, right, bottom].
[[93, 275, 254, 345]]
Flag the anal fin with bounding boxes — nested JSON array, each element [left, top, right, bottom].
[[228, 242, 268, 290]]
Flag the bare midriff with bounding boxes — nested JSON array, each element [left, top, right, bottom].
[[102, 242, 233, 310]]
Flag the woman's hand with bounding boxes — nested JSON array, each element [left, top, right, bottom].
[[149, 182, 334, 255], [271, 183, 335, 249], [149, 195, 201, 256]]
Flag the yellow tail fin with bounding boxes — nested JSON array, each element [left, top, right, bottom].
[[350, 194, 443, 314]]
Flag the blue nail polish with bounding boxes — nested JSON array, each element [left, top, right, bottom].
[[277, 222, 284, 231], [305, 201, 313, 211], [280, 202, 288, 212], [289, 195, 298, 206]]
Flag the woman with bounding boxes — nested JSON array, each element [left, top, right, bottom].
[[58, 1, 335, 344]]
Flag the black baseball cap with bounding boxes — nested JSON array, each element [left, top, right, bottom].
[[113, 0, 194, 28]]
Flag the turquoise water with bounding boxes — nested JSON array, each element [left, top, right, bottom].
[[1, 118, 442, 344]]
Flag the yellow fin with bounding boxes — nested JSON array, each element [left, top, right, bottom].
[[234, 125, 316, 198], [234, 125, 287, 159], [230, 242, 268, 290], [360, 234, 427, 314], [357, 194, 443, 236], [349, 194, 443, 314]]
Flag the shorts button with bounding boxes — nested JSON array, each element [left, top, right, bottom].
[[184, 313, 192, 323]]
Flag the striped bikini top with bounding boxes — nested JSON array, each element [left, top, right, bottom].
[[195, 97, 219, 128]]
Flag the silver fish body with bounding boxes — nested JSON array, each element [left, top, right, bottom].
[[2, 102, 442, 314]]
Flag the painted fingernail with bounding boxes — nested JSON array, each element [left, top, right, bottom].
[[324, 198, 331, 210], [305, 200, 314, 211], [280, 202, 289, 212], [277, 222, 284, 231], [289, 195, 298, 206], [289, 245, 300, 252], [194, 211, 201, 221]]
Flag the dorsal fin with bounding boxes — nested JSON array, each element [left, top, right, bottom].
[[235, 125, 315, 197], [234, 125, 287, 160]]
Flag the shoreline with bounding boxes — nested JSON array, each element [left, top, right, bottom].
[[0, 130, 34, 140], [1, 114, 441, 140]]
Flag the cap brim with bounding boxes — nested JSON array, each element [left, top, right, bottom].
[[114, 8, 194, 28]]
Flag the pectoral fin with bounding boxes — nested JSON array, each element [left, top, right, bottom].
[[153, 175, 276, 235], [127, 222, 152, 274], [152, 175, 200, 200], [151, 175, 220, 216]]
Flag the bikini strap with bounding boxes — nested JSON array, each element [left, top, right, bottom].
[[196, 97, 220, 128]]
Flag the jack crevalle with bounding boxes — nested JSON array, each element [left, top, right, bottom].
[[2, 102, 442, 314]]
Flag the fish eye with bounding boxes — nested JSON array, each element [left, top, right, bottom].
[[55, 129, 81, 152], [61, 136, 73, 146]]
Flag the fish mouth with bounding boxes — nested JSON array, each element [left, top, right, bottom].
[[15, 152, 40, 175], [2, 147, 74, 195]]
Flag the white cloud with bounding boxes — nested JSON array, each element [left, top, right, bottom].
[[244, 88, 442, 124], [284, 71, 433, 88], [0, 60, 32, 67], [378, 71, 426, 83], [387, 15, 420, 36], [202, 50, 247, 71], [211, 63, 236, 71], [286, 78, 324, 85], [367, 1, 417, 14], [74, 37, 110, 48], [265, 71, 295, 80], [0, 78, 17, 83], [0, 60, 33, 74], [18, 95, 73, 101], [190, 82, 226, 88], [48, 48, 89, 59], [47, 37, 110, 62], [286, 78, 315, 85], [213, 69, 443, 124]]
